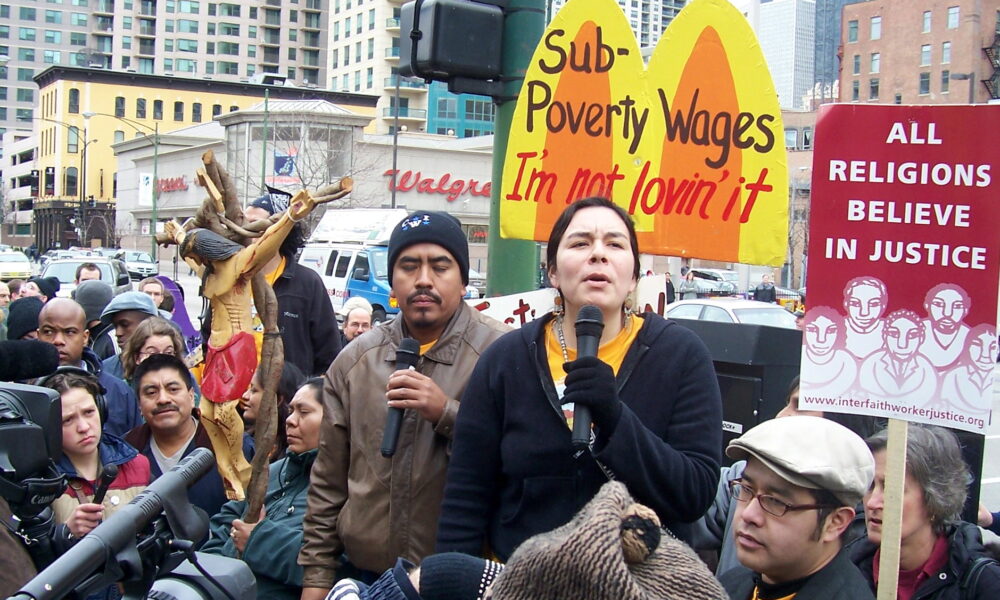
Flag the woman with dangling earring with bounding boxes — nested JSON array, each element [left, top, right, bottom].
[[436, 196, 723, 562]]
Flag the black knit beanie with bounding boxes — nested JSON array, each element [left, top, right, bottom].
[[7, 296, 45, 340], [419, 553, 504, 600], [28, 276, 60, 300], [387, 211, 469, 286]]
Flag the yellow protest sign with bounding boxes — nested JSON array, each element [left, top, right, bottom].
[[500, 0, 788, 266]]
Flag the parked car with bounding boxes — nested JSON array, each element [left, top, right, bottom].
[[0, 251, 32, 281], [120, 250, 159, 280], [468, 268, 487, 298], [689, 268, 739, 296], [40, 257, 132, 298], [665, 298, 798, 329]]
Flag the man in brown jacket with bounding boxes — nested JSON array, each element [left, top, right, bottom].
[[298, 212, 508, 598]]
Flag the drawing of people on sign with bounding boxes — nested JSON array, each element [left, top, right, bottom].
[[858, 309, 938, 407], [800, 306, 857, 398], [843, 276, 888, 359], [919, 283, 971, 369], [939, 324, 997, 416]]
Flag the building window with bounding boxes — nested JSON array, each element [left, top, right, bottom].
[[153, 99, 163, 119], [19, 28, 37, 41], [869, 78, 879, 100], [942, 41, 951, 63], [70, 32, 86, 45], [942, 70, 951, 93], [801, 127, 812, 150], [368, 38, 374, 60], [114, 130, 125, 143], [852, 54, 860, 75], [20, 7, 37, 20], [920, 44, 931, 66], [115, 96, 126, 117], [45, 9, 62, 24], [852, 80, 860, 101], [783, 128, 797, 149], [947, 6, 959, 29], [65, 167, 78, 197], [16, 88, 34, 102], [922, 10, 931, 33], [178, 39, 198, 52], [212, 104, 222, 117], [192, 103, 202, 121], [919, 72, 930, 95], [894, 93, 902, 104], [68, 88, 80, 113], [870, 53, 880, 74], [44, 30, 62, 44], [136, 98, 147, 118], [174, 101, 184, 121], [870, 16, 881, 40], [438, 97, 457, 119], [465, 99, 495, 121], [68, 126, 80, 153], [179, 0, 199, 14]]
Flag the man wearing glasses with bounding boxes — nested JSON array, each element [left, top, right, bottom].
[[719, 415, 876, 600]]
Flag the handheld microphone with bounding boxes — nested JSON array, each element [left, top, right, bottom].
[[0, 340, 60, 381], [571, 305, 604, 449], [381, 338, 421, 458], [92, 464, 119, 505]]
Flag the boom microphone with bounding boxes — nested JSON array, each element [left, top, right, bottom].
[[571, 305, 605, 449], [12, 448, 215, 600], [91, 464, 119, 505], [0, 341, 59, 382], [381, 338, 421, 458]]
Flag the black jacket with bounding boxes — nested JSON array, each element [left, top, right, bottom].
[[436, 312, 722, 560], [849, 521, 1000, 600], [721, 548, 875, 600], [273, 258, 341, 376]]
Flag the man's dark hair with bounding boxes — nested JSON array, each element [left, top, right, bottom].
[[132, 353, 194, 394], [279, 221, 306, 259], [75, 262, 100, 282]]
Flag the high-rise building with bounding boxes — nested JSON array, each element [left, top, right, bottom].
[[547, 0, 688, 49], [812, 0, 864, 106], [731, 0, 816, 110], [0, 0, 329, 138], [840, 0, 1000, 104]]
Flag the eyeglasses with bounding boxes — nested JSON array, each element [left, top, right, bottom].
[[730, 479, 834, 517]]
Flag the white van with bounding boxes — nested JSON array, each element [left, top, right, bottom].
[[301, 208, 408, 323]]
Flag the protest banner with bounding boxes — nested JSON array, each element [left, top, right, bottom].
[[799, 104, 1000, 434], [499, 0, 788, 266]]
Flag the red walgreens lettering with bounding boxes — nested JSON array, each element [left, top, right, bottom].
[[383, 169, 492, 201], [157, 176, 189, 193]]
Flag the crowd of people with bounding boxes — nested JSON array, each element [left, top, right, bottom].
[[1, 197, 998, 600]]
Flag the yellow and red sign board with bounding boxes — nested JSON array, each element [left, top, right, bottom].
[[500, 0, 788, 266]]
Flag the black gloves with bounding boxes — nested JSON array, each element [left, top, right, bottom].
[[563, 355, 623, 435]]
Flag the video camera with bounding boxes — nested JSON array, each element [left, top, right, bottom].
[[0, 382, 255, 600]]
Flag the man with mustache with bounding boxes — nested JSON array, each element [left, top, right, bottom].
[[919, 283, 971, 369], [36, 298, 142, 437], [125, 354, 230, 517], [299, 211, 508, 598], [718, 416, 875, 600]]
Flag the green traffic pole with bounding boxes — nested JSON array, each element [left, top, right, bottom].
[[486, 0, 545, 297]]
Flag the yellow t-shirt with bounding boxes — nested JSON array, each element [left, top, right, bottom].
[[545, 313, 642, 429], [419, 340, 437, 356]]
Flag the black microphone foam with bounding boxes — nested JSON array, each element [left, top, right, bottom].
[[92, 464, 119, 505], [571, 305, 605, 449], [0, 340, 60, 382], [381, 338, 421, 458]]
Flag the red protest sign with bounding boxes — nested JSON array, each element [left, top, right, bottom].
[[799, 104, 1000, 434]]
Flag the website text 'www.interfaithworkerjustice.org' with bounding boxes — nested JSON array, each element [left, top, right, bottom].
[[804, 395, 987, 431]]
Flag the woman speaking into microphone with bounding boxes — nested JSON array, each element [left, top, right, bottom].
[[436, 197, 723, 561]]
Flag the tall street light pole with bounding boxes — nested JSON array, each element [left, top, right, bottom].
[[82, 111, 160, 258]]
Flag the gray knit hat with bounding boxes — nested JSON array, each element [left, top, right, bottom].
[[73, 280, 114, 324], [484, 482, 726, 600]]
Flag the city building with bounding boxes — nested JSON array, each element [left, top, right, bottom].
[[839, 0, 1000, 104], [0, 0, 333, 140], [547, 0, 687, 49], [10, 66, 376, 251], [811, 0, 863, 107], [111, 105, 493, 271], [731, 0, 816, 110]]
